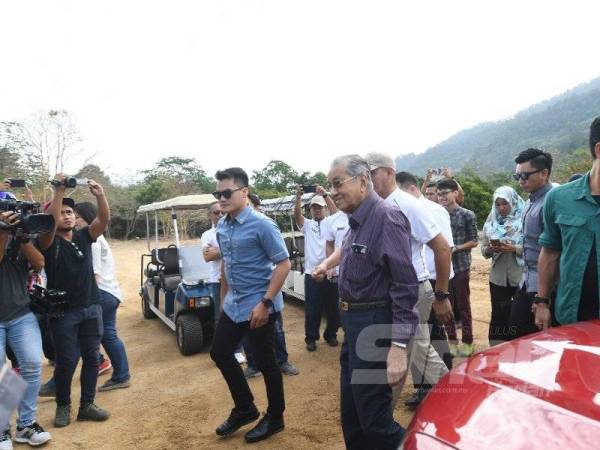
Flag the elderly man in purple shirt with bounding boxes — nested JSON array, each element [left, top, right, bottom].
[[313, 154, 419, 449]]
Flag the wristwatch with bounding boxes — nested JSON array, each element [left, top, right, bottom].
[[261, 297, 274, 308], [533, 295, 550, 305], [434, 290, 450, 301]]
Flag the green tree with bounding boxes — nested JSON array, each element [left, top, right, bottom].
[[252, 160, 300, 194], [455, 169, 494, 228]]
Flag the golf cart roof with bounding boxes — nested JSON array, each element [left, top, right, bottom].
[[261, 193, 319, 215], [137, 194, 216, 213]]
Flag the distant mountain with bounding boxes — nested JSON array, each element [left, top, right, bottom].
[[396, 77, 600, 175]]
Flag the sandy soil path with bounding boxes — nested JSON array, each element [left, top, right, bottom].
[[35, 240, 492, 449]]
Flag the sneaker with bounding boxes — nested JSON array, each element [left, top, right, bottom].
[[0, 430, 12, 450], [243, 366, 262, 379], [54, 404, 71, 428], [98, 359, 112, 375], [38, 381, 56, 398], [15, 422, 51, 446], [279, 361, 299, 376], [459, 343, 475, 357], [234, 352, 247, 364], [77, 403, 110, 422], [448, 342, 458, 357], [98, 378, 131, 392]]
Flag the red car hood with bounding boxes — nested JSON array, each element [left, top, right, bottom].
[[404, 320, 600, 450]]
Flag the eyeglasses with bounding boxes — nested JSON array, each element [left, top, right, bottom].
[[512, 169, 544, 181], [68, 240, 85, 261], [326, 176, 357, 191], [211, 210, 223, 216], [436, 190, 453, 197], [212, 188, 243, 200]]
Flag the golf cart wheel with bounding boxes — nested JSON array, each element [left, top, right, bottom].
[[176, 314, 204, 356], [141, 291, 156, 319]]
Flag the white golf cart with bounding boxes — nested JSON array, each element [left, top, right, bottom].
[[138, 194, 217, 355]]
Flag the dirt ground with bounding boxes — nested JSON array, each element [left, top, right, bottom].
[[35, 240, 493, 449]]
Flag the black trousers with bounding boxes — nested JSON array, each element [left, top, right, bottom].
[[304, 275, 340, 342], [340, 307, 403, 450], [428, 279, 452, 373], [508, 286, 538, 340], [489, 282, 519, 346], [210, 311, 285, 417]]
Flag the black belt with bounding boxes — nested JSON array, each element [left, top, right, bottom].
[[339, 299, 388, 311]]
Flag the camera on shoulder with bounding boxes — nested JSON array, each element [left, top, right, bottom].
[[0, 199, 55, 240]]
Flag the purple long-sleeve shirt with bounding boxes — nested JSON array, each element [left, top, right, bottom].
[[338, 191, 419, 345]]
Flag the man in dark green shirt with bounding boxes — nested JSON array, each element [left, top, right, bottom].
[[536, 117, 600, 328]]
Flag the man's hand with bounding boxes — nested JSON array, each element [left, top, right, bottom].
[[0, 211, 20, 232], [441, 168, 453, 178], [316, 185, 327, 197], [203, 244, 220, 261], [387, 345, 408, 387], [1, 179, 11, 192], [249, 302, 269, 329], [24, 186, 34, 202], [296, 186, 303, 198], [432, 298, 454, 325], [533, 303, 551, 330], [88, 179, 104, 197], [312, 263, 328, 282], [52, 173, 68, 193]]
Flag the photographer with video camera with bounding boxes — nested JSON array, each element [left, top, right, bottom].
[[38, 174, 111, 428], [0, 208, 52, 448]]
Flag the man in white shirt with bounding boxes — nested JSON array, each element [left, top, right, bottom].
[[294, 187, 339, 352], [396, 171, 456, 405], [201, 202, 224, 325], [365, 152, 452, 408]]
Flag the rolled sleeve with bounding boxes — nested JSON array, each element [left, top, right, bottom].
[[258, 218, 289, 264], [382, 211, 419, 345], [539, 191, 561, 250]]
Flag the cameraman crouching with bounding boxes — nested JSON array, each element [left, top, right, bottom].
[[0, 211, 52, 448], [38, 175, 110, 428]]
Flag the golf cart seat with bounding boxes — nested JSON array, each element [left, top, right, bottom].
[[153, 247, 181, 292]]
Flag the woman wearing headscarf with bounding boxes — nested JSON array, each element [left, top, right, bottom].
[[482, 186, 525, 346]]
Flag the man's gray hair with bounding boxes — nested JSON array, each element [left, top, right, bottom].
[[331, 154, 373, 191]]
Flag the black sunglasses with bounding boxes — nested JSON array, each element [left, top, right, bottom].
[[68, 240, 85, 261], [212, 188, 243, 200], [512, 168, 544, 181]]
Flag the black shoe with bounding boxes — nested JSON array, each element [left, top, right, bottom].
[[215, 407, 260, 437], [244, 413, 284, 443], [326, 337, 338, 347], [404, 386, 431, 409], [54, 404, 71, 428], [77, 403, 110, 421], [306, 340, 316, 352]]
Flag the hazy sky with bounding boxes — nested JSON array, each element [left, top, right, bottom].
[[1, 1, 599, 183]]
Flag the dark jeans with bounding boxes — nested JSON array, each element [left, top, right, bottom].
[[245, 312, 288, 369], [340, 307, 403, 450], [508, 286, 538, 340], [489, 282, 518, 346], [304, 275, 340, 342], [446, 270, 473, 344], [99, 290, 130, 383], [210, 311, 285, 417], [428, 279, 452, 372], [50, 303, 103, 406]]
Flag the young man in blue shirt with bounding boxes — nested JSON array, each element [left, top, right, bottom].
[[209, 167, 291, 444]]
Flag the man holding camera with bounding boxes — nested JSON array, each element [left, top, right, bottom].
[[0, 210, 52, 449], [294, 185, 340, 352], [38, 174, 111, 428]]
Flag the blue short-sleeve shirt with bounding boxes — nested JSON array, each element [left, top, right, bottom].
[[217, 206, 289, 323]]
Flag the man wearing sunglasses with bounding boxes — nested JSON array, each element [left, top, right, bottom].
[[38, 174, 110, 428], [209, 167, 291, 443], [201, 202, 225, 326], [508, 148, 553, 339]]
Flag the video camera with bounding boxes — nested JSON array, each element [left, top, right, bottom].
[[29, 284, 69, 319], [0, 199, 55, 240], [48, 177, 88, 189]]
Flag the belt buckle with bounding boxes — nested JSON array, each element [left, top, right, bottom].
[[340, 301, 349, 311]]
